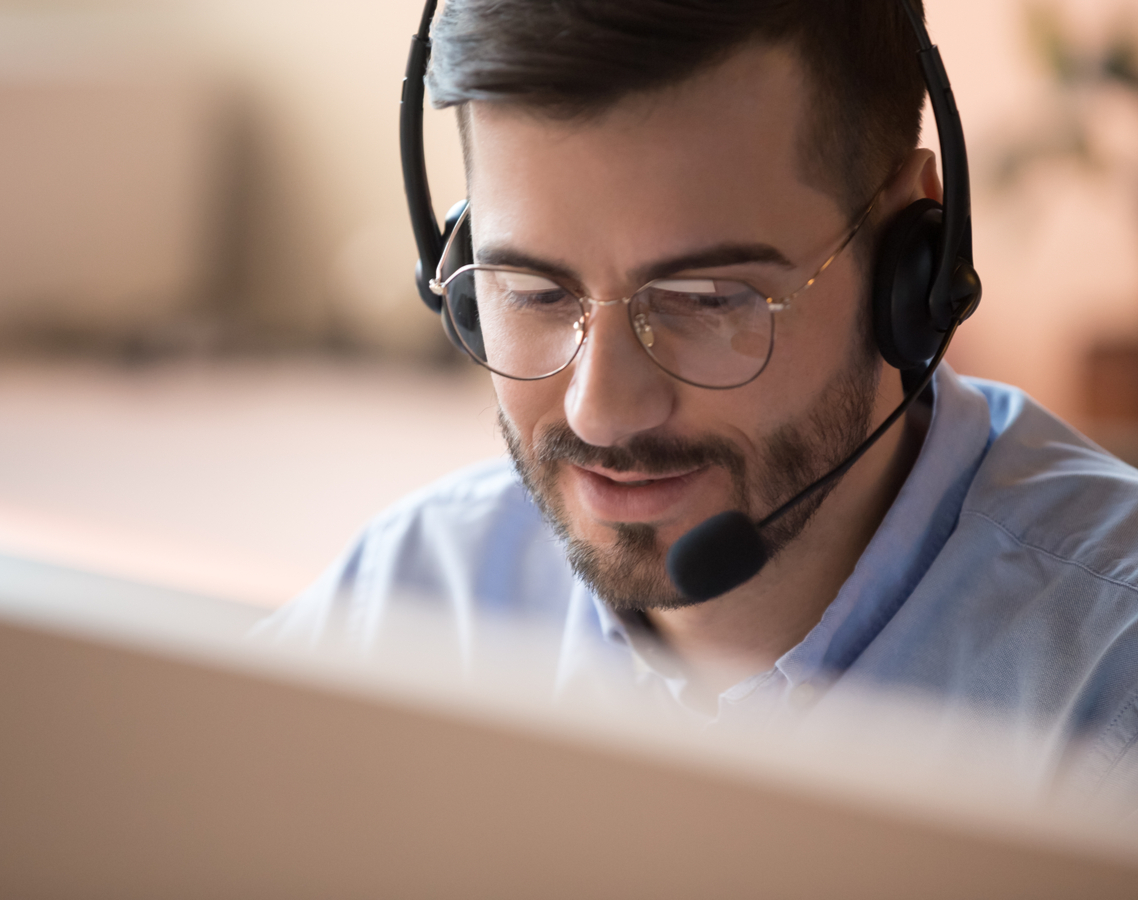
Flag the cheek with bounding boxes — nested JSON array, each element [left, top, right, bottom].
[[494, 373, 568, 449], [760, 264, 868, 409]]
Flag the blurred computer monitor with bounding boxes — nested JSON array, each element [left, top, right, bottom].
[[1, 553, 1136, 899]]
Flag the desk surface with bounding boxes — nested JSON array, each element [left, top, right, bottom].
[[0, 358, 503, 605]]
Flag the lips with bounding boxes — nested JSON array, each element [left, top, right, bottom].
[[567, 464, 706, 523]]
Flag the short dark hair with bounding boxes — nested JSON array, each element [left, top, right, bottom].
[[426, 0, 927, 219]]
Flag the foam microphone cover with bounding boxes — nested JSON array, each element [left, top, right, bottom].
[[666, 510, 769, 602]]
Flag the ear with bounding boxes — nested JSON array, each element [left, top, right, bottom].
[[870, 149, 948, 371], [913, 150, 943, 205], [878, 148, 943, 221]]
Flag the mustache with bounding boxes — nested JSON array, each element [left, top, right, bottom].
[[532, 421, 745, 479]]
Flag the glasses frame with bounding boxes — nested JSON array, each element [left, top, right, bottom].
[[429, 198, 877, 390]]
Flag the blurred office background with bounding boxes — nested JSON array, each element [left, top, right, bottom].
[[0, 0, 1135, 606]]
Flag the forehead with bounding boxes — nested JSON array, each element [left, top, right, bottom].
[[462, 42, 845, 277]]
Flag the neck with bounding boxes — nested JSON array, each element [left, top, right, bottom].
[[645, 369, 928, 694]]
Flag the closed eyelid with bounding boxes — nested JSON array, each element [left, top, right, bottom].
[[473, 247, 794, 300], [494, 271, 564, 291]]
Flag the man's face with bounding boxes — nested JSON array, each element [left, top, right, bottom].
[[464, 44, 882, 609]]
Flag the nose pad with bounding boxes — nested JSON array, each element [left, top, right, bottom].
[[633, 313, 655, 349]]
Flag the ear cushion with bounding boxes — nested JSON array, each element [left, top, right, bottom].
[[415, 199, 472, 314], [437, 200, 473, 352], [440, 199, 473, 274], [872, 198, 945, 370], [415, 258, 441, 311]]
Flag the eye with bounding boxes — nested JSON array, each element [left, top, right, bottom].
[[516, 289, 571, 306], [481, 271, 575, 309], [642, 279, 758, 314]]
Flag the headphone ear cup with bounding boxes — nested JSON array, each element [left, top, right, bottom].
[[437, 200, 473, 353], [414, 200, 473, 314], [415, 258, 441, 312], [872, 198, 944, 370], [442, 199, 473, 272], [440, 298, 465, 351]]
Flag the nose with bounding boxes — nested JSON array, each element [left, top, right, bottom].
[[563, 301, 675, 447]]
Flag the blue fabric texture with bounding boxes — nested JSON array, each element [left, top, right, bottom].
[[259, 366, 1138, 796]]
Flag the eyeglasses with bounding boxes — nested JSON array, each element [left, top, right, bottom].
[[430, 200, 875, 390]]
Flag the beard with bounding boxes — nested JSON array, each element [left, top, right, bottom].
[[501, 325, 882, 612]]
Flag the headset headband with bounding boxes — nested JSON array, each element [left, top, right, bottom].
[[400, 0, 973, 327], [401, 0, 443, 309], [894, 1, 974, 329]]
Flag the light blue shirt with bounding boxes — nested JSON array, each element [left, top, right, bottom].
[[260, 366, 1138, 797]]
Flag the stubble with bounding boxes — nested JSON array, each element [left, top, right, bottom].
[[502, 331, 881, 611]]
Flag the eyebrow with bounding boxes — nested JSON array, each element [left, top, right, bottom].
[[475, 241, 797, 288], [640, 244, 796, 282], [475, 247, 580, 284]]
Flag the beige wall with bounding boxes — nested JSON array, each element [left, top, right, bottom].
[[927, 0, 1138, 428], [0, 9, 234, 344], [0, 0, 466, 356], [185, 0, 467, 354], [1, 0, 1136, 419]]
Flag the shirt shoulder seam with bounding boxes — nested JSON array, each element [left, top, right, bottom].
[[958, 508, 1138, 597]]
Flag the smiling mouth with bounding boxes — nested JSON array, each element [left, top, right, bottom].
[[579, 466, 702, 486], [567, 464, 711, 524]]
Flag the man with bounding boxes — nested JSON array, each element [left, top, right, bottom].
[[263, 0, 1138, 797]]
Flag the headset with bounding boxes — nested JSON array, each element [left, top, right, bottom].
[[400, 0, 983, 602]]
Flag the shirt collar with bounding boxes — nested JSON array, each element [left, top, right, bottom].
[[777, 364, 994, 686], [585, 364, 994, 697], [587, 361, 996, 691], [595, 601, 686, 678]]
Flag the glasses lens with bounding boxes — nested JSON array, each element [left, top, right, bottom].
[[630, 278, 773, 387], [445, 268, 585, 379]]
